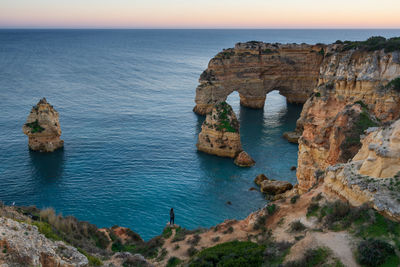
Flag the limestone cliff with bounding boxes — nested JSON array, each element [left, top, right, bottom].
[[193, 42, 324, 115], [23, 98, 64, 152], [325, 118, 400, 221], [296, 47, 400, 192], [196, 102, 254, 166], [194, 39, 400, 191], [0, 217, 88, 267]]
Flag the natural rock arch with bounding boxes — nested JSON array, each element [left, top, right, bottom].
[[193, 42, 324, 115]]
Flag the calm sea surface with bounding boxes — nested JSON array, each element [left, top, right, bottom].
[[1, 29, 400, 239]]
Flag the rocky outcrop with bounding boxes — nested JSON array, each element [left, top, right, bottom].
[[296, 100, 380, 192], [196, 102, 254, 166], [23, 98, 64, 152], [194, 40, 400, 191], [296, 47, 400, 192], [0, 217, 88, 267], [254, 174, 293, 195], [325, 119, 400, 221], [234, 151, 255, 167], [193, 42, 324, 115]]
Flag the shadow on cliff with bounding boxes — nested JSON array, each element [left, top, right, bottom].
[[29, 148, 65, 183]]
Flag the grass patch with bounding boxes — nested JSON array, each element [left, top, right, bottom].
[[25, 119, 45, 133], [162, 227, 173, 239], [188, 241, 265, 267], [77, 248, 103, 266], [306, 202, 320, 218]]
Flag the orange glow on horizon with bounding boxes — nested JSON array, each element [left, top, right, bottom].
[[0, 0, 399, 28]]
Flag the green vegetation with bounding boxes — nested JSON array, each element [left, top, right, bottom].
[[213, 102, 239, 133], [267, 204, 277, 215], [31, 221, 62, 241], [25, 120, 44, 133], [385, 77, 400, 92], [77, 248, 103, 266], [357, 239, 398, 267], [318, 48, 325, 56], [187, 246, 198, 257], [162, 227, 173, 239], [188, 241, 265, 267], [289, 221, 306, 232], [290, 195, 300, 204], [167, 256, 182, 267], [263, 241, 292, 266], [341, 104, 379, 159], [187, 234, 201, 246], [285, 247, 331, 267], [217, 50, 235, 59], [306, 202, 320, 218], [339, 36, 400, 53], [314, 92, 321, 97]]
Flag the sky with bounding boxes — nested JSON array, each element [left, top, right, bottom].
[[0, 0, 399, 29]]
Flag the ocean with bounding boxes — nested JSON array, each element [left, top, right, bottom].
[[1, 29, 400, 239]]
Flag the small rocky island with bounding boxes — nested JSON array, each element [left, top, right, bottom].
[[22, 98, 64, 152], [196, 101, 255, 167]]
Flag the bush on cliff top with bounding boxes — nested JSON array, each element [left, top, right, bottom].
[[385, 77, 400, 92], [188, 241, 265, 267], [213, 102, 239, 133], [340, 36, 400, 53]]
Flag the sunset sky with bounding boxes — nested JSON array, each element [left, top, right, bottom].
[[0, 0, 399, 28]]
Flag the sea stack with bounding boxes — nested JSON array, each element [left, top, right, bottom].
[[23, 98, 64, 152], [196, 101, 254, 166]]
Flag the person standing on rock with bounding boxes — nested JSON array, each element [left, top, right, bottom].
[[170, 208, 175, 225]]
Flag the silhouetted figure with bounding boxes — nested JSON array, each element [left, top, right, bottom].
[[170, 208, 175, 225]]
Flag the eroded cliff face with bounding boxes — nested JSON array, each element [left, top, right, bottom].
[[296, 48, 400, 192], [324, 119, 400, 221], [23, 98, 64, 152], [193, 42, 324, 115], [196, 102, 242, 158], [195, 41, 400, 191], [0, 217, 88, 267]]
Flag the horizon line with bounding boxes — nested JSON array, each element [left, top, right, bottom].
[[1, 27, 400, 30]]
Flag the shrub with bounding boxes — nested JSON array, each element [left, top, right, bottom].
[[188, 241, 265, 267], [25, 120, 44, 133], [290, 195, 300, 204], [267, 204, 277, 215], [211, 236, 220, 242], [289, 221, 306, 232], [253, 215, 267, 231], [306, 202, 320, 217], [223, 226, 234, 234], [77, 248, 103, 266], [187, 234, 201, 246], [162, 227, 173, 239], [385, 77, 400, 92], [187, 246, 198, 257], [340, 36, 400, 53], [357, 239, 397, 266], [167, 257, 182, 267], [314, 92, 321, 97]]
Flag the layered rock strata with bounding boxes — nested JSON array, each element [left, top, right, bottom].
[[193, 42, 324, 115], [196, 102, 254, 165], [23, 98, 64, 152], [195, 40, 400, 191], [296, 47, 400, 192], [325, 119, 400, 221]]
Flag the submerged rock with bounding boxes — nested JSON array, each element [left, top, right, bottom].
[[22, 98, 64, 152], [283, 131, 301, 144], [234, 151, 255, 167]]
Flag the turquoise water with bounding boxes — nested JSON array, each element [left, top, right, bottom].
[[1, 29, 400, 239]]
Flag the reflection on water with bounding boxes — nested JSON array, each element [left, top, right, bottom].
[[29, 148, 65, 183]]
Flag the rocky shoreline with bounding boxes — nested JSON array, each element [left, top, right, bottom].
[[2, 37, 400, 266]]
